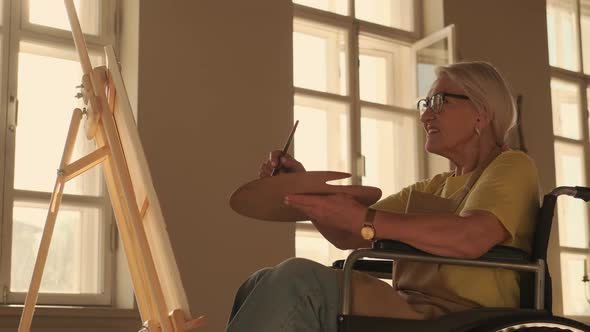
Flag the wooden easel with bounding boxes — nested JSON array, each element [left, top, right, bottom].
[[17, 1, 205, 331]]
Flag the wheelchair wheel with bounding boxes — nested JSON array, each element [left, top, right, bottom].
[[470, 315, 589, 332]]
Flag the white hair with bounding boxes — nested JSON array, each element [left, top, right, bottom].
[[435, 62, 517, 145]]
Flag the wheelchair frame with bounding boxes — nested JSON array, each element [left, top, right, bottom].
[[336, 186, 590, 331]]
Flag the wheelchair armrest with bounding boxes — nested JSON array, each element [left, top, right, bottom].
[[332, 259, 392, 275], [332, 240, 530, 276], [372, 240, 531, 264]]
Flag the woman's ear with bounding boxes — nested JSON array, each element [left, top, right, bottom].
[[477, 109, 493, 126]]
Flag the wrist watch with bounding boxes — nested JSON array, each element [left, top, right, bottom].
[[360, 208, 377, 241]]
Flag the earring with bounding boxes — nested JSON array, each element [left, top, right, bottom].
[[475, 127, 481, 136]]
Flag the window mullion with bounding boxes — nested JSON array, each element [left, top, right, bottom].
[[349, 20, 361, 184], [0, 1, 7, 289], [16, 28, 106, 55], [583, 80, 590, 252], [561, 246, 590, 255], [13, 189, 106, 207], [580, 80, 590, 177], [555, 135, 585, 145], [359, 100, 418, 117], [19, 24, 110, 48], [577, 0, 585, 74], [294, 86, 352, 103], [0, 0, 23, 298], [294, 3, 353, 29]]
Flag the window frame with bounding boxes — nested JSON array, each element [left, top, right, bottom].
[[293, 0, 425, 183], [547, 0, 590, 321], [293, 1, 434, 264], [0, 0, 118, 306]]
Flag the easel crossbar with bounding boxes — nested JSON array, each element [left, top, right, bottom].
[[62, 145, 109, 182]]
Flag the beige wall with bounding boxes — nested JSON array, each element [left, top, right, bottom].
[[134, 1, 295, 331], [444, 0, 564, 313], [444, 0, 555, 192], [0, 307, 139, 331], [422, 0, 444, 35]]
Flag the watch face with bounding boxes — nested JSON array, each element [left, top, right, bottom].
[[361, 226, 375, 240]]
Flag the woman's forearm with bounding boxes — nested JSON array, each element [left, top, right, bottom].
[[311, 219, 371, 250], [372, 211, 505, 258]]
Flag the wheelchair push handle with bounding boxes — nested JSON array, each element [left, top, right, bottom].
[[575, 186, 590, 202], [550, 186, 590, 201]]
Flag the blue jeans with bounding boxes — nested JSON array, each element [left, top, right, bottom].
[[226, 258, 341, 332]]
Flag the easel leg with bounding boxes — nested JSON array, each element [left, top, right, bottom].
[[170, 310, 207, 331], [18, 109, 83, 332]]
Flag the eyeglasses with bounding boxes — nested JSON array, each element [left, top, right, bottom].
[[417, 92, 470, 114]]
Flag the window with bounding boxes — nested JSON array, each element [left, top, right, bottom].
[[546, 0, 590, 319], [292, 1, 455, 265], [0, 0, 116, 305]]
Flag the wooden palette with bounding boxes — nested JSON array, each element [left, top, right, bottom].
[[230, 171, 382, 222]]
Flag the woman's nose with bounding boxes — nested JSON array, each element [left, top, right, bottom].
[[420, 108, 435, 123]]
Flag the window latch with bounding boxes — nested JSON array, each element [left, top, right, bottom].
[[8, 95, 18, 132], [357, 155, 366, 178], [110, 222, 118, 253], [2, 285, 8, 304]]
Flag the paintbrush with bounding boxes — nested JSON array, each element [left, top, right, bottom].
[[271, 120, 299, 176]]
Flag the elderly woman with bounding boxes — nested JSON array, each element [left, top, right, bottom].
[[226, 61, 540, 332]]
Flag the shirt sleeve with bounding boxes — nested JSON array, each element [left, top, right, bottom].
[[370, 176, 442, 213], [460, 152, 541, 244]]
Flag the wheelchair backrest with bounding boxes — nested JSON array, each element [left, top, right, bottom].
[[520, 193, 556, 311], [524, 187, 590, 312]]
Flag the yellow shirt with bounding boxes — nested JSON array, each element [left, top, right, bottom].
[[371, 150, 541, 308]]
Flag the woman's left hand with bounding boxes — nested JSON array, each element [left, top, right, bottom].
[[284, 193, 367, 233]]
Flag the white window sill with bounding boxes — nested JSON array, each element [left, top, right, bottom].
[[0, 305, 141, 330]]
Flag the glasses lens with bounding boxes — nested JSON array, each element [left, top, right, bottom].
[[432, 94, 443, 113]]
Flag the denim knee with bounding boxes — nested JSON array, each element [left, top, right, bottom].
[[271, 258, 337, 290], [229, 267, 274, 322], [274, 257, 326, 275]]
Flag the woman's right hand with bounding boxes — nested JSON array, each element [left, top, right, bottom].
[[259, 150, 306, 178]]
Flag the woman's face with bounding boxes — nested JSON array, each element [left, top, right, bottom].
[[420, 74, 480, 157]]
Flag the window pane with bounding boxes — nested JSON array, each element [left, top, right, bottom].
[[293, 0, 348, 16], [361, 108, 418, 197], [295, 227, 349, 265], [293, 19, 348, 95], [359, 54, 388, 104], [355, 0, 414, 31], [561, 253, 590, 315], [359, 36, 411, 106], [11, 202, 103, 294], [28, 0, 100, 35], [551, 79, 582, 139], [293, 95, 350, 183], [581, 1, 590, 74], [416, 39, 449, 99], [414, 37, 452, 177], [554, 141, 588, 248], [547, 0, 580, 71], [14, 42, 103, 196]]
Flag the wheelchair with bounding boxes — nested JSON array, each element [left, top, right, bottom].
[[334, 186, 590, 331]]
